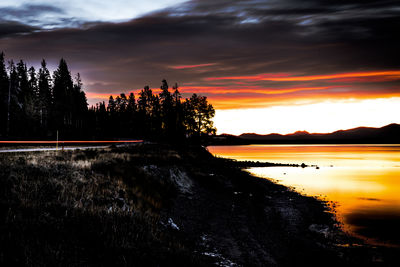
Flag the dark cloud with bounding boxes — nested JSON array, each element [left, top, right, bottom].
[[0, 20, 38, 37], [0, 0, 398, 105], [0, 4, 64, 18], [0, 4, 65, 28]]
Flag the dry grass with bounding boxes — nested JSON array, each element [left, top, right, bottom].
[[0, 146, 210, 266]]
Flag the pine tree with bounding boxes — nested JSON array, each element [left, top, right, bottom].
[[106, 95, 117, 137], [27, 66, 39, 135], [7, 60, 18, 136], [37, 59, 52, 132], [138, 86, 154, 115], [107, 95, 116, 113], [172, 83, 181, 103], [73, 73, 88, 133], [126, 92, 136, 136], [172, 83, 185, 140], [0, 52, 9, 137], [28, 66, 38, 100], [159, 79, 174, 138], [53, 58, 74, 135], [138, 86, 155, 136], [14, 60, 29, 135], [16, 60, 29, 109], [152, 94, 162, 134], [127, 93, 136, 113], [119, 93, 127, 113]]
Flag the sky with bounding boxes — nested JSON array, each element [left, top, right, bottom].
[[1, 0, 399, 134]]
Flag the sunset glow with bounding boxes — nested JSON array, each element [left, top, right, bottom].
[[214, 97, 400, 135], [206, 70, 400, 82], [86, 78, 400, 135], [170, 63, 217, 69]]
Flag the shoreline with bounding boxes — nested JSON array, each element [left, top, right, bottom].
[[0, 144, 398, 265]]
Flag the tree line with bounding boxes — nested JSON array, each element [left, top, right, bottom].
[[0, 52, 216, 142]]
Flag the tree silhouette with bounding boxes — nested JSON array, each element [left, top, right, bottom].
[[37, 59, 52, 133], [27, 66, 39, 136], [184, 94, 216, 138], [107, 96, 116, 113], [0, 52, 9, 137], [137, 86, 154, 137], [53, 58, 74, 135], [0, 53, 217, 143], [159, 79, 174, 139], [7, 60, 18, 136], [126, 92, 137, 136], [172, 83, 185, 141], [72, 73, 88, 135]]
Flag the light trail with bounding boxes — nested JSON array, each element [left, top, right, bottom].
[[0, 146, 109, 153], [0, 140, 143, 153], [0, 140, 143, 144]]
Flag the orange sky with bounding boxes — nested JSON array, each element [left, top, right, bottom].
[[87, 69, 400, 108], [205, 70, 400, 82], [85, 68, 400, 134]]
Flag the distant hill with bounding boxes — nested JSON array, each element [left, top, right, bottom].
[[209, 124, 400, 145], [238, 123, 400, 144]]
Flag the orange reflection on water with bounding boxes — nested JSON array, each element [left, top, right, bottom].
[[208, 145, 400, 246]]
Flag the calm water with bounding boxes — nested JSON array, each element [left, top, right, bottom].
[[208, 144, 400, 246]]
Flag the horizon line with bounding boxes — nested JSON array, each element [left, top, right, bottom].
[[221, 123, 400, 137]]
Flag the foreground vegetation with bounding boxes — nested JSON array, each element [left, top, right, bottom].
[[0, 144, 398, 266], [0, 145, 214, 266]]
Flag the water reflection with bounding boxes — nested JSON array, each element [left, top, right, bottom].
[[208, 145, 400, 246]]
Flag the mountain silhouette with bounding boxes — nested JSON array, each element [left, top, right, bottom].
[[217, 123, 400, 144]]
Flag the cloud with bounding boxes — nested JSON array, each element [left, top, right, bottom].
[[0, 20, 38, 37], [0, 1, 188, 29], [0, 4, 63, 18], [0, 0, 398, 109], [0, 4, 66, 29], [169, 63, 217, 69], [206, 70, 400, 82]]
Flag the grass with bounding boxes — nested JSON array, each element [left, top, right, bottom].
[[0, 146, 211, 266]]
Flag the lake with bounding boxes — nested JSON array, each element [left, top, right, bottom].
[[208, 144, 400, 246]]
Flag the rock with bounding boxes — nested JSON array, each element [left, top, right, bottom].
[[309, 224, 330, 238]]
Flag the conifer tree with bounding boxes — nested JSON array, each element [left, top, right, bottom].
[[152, 94, 162, 134], [15, 60, 29, 134], [53, 58, 74, 134], [16, 60, 29, 109], [28, 67, 38, 99], [127, 93, 136, 113], [0, 52, 9, 136], [159, 79, 174, 138], [138, 86, 155, 136], [38, 59, 52, 131], [172, 83, 185, 140], [127, 92, 137, 136], [138, 86, 153, 115], [107, 95, 116, 113], [27, 66, 39, 135], [119, 93, 127, 112], [7, 60, 18, 136], [72, 73, 88, 132]]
